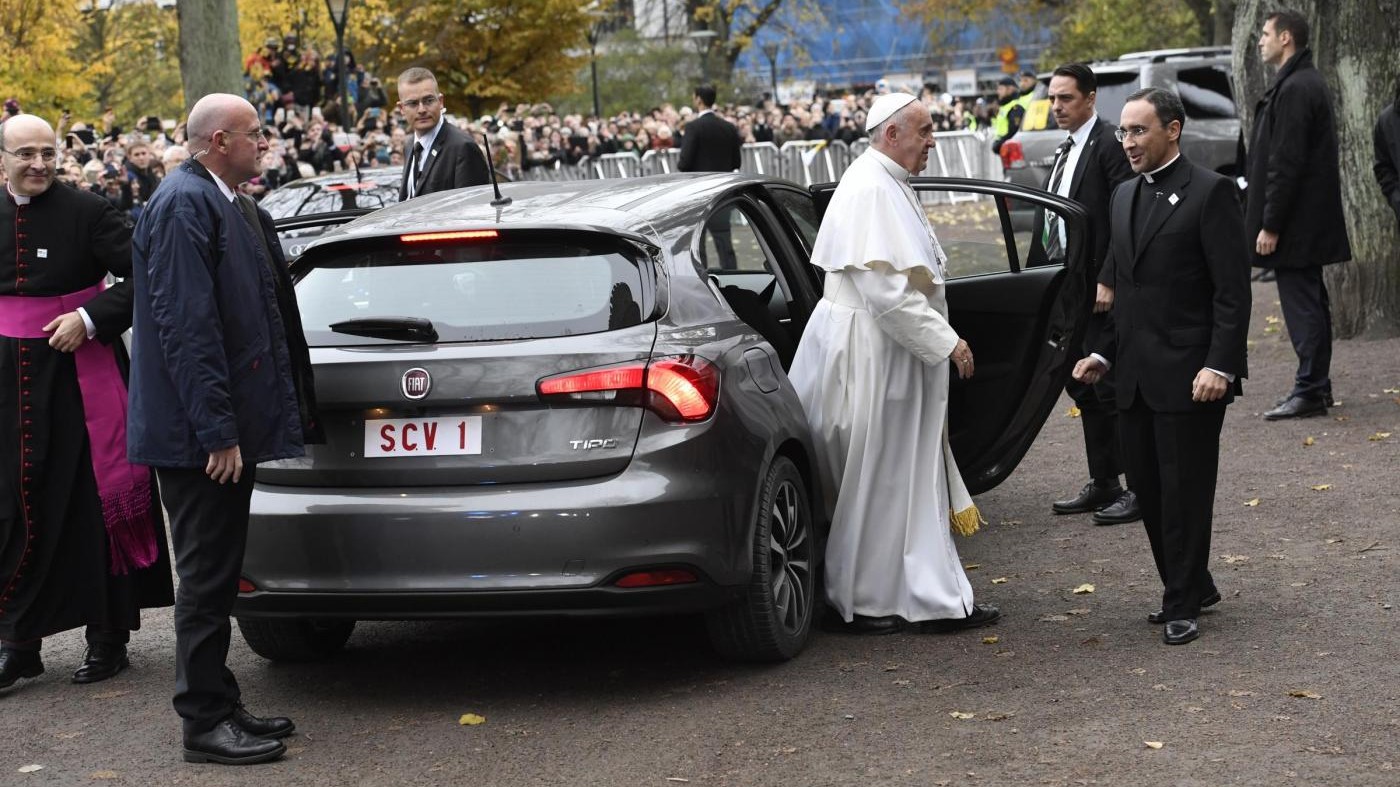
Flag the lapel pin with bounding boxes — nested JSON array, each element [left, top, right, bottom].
[[431, 149, 439, 157], [1168, 193, 1179, 206], [37, 249, 48, 258]]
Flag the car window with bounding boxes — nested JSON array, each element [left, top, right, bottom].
[[766, 187, 820, 253], [1177, 65, 1236, 120], [295, 236, 648, 346], [700, 204, 777, 274], [916, 193, 1074, 277]]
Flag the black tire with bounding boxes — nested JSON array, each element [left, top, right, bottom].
[[236, 618, 355, 662], [706, 456, 815, 662]]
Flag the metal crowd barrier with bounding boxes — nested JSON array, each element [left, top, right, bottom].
[[515, 131, 1002, 189]]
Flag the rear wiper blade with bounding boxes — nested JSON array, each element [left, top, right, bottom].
[[330, 316, 439, 343]]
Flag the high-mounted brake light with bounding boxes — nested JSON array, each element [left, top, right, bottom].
[[399, 230, 500, 244], [537, 355, 720, 423], [999, 140, 1025, 171]]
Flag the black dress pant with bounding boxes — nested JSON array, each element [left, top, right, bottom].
[[156, 465, 255, 735], [1067, 315, 1123, 483], [1118, 400, 1223, 622], [1274, 265, 1333, 401]]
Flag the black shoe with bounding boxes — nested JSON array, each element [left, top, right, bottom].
[[71, 643, 129, 684], [1052, 482, 1124, 515], [1091, 490, 1141, 525], [1148, 591, 1221, 624], [1264, 395, 1327, 420], [1274, 392, 1334, 408], [182, 718, 286, 765], [1163, 619, 1199, 645], [0, 648, 44, 689], [916, 603, 1001, 634], [232, 703, 295, 739], [822, 613, 906, 635]]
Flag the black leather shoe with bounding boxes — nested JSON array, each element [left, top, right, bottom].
[[71, 643, 129, 684], [183, 718, 286, 765], [1092, 490, 1141, 525], [1274, 392, 1334, 408], [1052, 482, 1124, 515], [822, 614, 906, 635], [1148, 591, 1221, 624], [232, 703, 295, 739], [1264, 395, 1327, 420], [0, 648, 44, 689], [916, 603, 1001, 634], [1163, 619, 1199, 645]]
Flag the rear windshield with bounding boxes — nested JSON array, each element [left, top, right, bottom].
[[296, 236, 650, 346]]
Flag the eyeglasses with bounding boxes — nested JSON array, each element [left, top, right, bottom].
[[2, 146, 58, 163], [399, 94, 440, 111], [219, 128, 272, 142], [1114, 125, 1157, 142]]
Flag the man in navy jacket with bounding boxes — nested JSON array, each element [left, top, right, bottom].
[[129, 94, 320, 766]]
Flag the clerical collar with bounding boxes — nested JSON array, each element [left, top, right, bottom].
[[1142, 153, 1182, 184], [867, 147, 911, 182], [414, 113, 446, 151], [7, 184, 32, 205]]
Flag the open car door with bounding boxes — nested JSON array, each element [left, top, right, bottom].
[[806, 177, 1092, 495]]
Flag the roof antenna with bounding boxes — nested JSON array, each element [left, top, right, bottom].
[[479, 126, 512, 207]]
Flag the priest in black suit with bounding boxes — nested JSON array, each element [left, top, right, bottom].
[[679, 84, 741, 174], [396, 67, 491, 201], [1072, 88, 1250, 647], [1037, 63, 1139, 526]]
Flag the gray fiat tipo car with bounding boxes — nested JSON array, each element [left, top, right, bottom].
[[235, 173, 1091, 663]]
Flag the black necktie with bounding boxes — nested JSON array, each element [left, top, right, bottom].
[[1043, 136, 1074, 259], [410, 141, 424, 196]]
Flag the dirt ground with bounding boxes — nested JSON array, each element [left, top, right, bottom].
[[2, 279, 1396, 786]]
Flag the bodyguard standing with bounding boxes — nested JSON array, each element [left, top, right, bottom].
[[678, 84, 741, 173], [397, 67, 490, 201], [129, 94, 321, 765], [1374, 76, 1400, 229], [1037, 64, 1140, 526], [1246, 10, 1351, 420], [0, 114, 172, 690], [1073, 88, 1250, 646]]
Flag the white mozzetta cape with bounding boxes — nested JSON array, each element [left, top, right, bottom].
[[788, 148, 982, 624]]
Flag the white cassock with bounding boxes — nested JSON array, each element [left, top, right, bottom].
[[788, 147, 982, 624]]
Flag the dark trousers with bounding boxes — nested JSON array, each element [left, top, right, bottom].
[[1274, 266, 1333, 401], [156, 465, 255, 735], [1, 627, 128, 651], [1066, 375, 1123, 483], [1118, 400, 1223, 622]]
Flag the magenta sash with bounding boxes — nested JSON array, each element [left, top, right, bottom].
[[0, 285, 158, 575]]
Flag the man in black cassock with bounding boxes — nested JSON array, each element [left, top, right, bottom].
[[0, 114, 172, 690]]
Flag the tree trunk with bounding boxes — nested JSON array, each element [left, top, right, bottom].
[[1232, 0, 1400, 339], [177, 0, 243, 111]]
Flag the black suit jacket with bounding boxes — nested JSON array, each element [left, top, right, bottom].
[[1066, 117, 1134, 273], [400, 120, 491, 200], [1096, 157, 1250, 413], [679, 111, 742, 173]]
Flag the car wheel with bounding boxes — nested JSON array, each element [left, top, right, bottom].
[[236, 618, 355, 662], [706, 455, 815, 662]]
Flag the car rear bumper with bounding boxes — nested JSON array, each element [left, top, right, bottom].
[[235, 468, 757, 619]]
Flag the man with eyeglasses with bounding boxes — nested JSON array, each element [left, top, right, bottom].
[[0, 114, 173, 691], [128, 94, 321, 765], [396, 67, 490, 200], [1073, 88, 1249, 647], [1246, 10, 1351, 421]]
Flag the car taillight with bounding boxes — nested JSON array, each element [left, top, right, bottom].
[[238, 577, 257, 593], [537, 354, 719, 422], [614, 568, 698, 588], [1000, 140, 1025, 170]]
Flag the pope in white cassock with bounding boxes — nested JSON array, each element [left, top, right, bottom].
[[788, 93, 1001, 635]]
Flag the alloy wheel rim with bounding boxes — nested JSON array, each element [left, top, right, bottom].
[[768, 479, 811, 633]]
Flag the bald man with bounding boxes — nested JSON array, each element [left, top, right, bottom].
[[0, 114, 172, 691], [129, 94, 321, 765]]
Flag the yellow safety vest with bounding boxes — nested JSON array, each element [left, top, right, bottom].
[[992, 91, 1033, 137]]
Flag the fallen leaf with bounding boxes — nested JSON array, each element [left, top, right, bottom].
[[1326, 538, 1343, 544], [777, 746, 798, 755], [892, 679, 911, 686], [1265, 315, 1281, 324], [1039, 614, 1069, 622], [964, 563, 981, 570], [1244, 498, 1261, 507], [1303, 436, 1316, 446], [1290, 581, 1309, 587], [1263, 325, 1281, 334], [90, 772, 119, 780], [1188, 706, 1205, 713], [882, 664, 901, 672], [458, 713, 487, 726], [991, 577, 1009, 584], [1368, 432, 1392, 441], [1287, 690, 1322, 700], [1130, 668, 1148, 675], [1144, 741, 1165, 749], [1152, 683, 1169, 691], [666, 779, 691, 783], [1067, 405, 1081, 418], [984, 711, 1015, 721], [1310, 484, 1333, 491], [1072, 583, 1095, 594], [949, 711, 975, 720], [18, 765, 44, 773], [1220, 554, 1249, 564], [1384, 388, 1400, 394], [982, 635, 1000, 645]]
